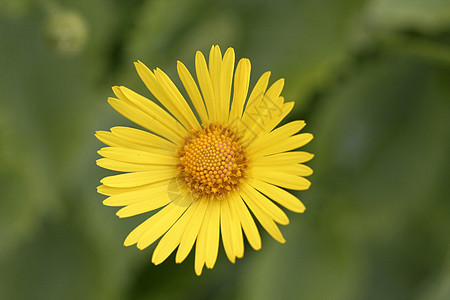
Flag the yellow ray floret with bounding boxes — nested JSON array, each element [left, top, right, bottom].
[[95, 45, 314, 276]]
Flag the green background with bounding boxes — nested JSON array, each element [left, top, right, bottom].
[[1, 0, 449, 299]]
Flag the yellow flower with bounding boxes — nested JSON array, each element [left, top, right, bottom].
[[95, 45, 314, 275]]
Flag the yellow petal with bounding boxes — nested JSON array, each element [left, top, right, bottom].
[[208, 45, 222, 122], [154, 68, 201, 130], [177, 61, 209, 123], [250, 178, 306, 213], [230, 192, 261, 250], [100, 169, 176, 188], [123, 203, 172, 247], [284, 164, 313, 176], [134, 61, 197, 131], [116, 196, 172, 218], [194, 200, 211, 276], [96, 158, 172, 173], [119, 86, 190, 137], [152, 198, 199, 265], [95, 130, 174, 155], [239, 190, 286, 244], [253, 164, 313, 177], [110, 126, 176, 150], [240, 71, 271, 126], [231, 72, 270, 135], [195, 253, 205, 276], [218, 47, 235, 122], [107, 98, 182, 144], [251, 133, 313, 158], [97, 183, 164, 197], [195, 50, 216, 122], [102, 180, 169, 206], [242, 96, 285, 143], [97, 184, 118, 196], [252, 151, 315, 166], [264, 78, 285, 105], [240, 182, 289, 225], [176, 198, 209, 264], [250, 170, 311, 191], [123, 202, 186, 249], [135, 202, 189, 250], [205, 200, 221, 269], [228, 58, 251, 123], [220, 200, 236, 263], [227, 196, 244, 258], [124, 195, 192, 249], [95, 130, 124, 147], [97, 147, 177, 165], [242, 79, 285, 141], [133, 61, 166, 102], [247, 120, 306, 154], [262, 100, 294, 133], [244, 71, 271, 115]]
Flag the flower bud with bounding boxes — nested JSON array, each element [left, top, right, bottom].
[[43, 10, 88, 55]]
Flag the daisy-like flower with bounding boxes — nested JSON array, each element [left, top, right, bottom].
[[96, 45, 314, 275]]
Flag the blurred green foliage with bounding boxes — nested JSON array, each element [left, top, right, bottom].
[[0, 0, 449, 299]]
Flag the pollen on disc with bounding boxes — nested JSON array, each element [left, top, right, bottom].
[[177, 124, 248, 200]]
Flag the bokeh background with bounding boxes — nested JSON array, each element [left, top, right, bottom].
[[1, 0, 449, 299]]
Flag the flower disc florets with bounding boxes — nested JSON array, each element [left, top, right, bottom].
[[177, 124, 248, 200]]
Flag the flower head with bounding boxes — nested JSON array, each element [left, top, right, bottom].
[[96, 45, 314, 275]]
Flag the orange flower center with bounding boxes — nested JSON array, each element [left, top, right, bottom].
[[177, 124, 248, 200]]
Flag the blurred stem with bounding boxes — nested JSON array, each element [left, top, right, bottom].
[[378, 32, 450, 66]]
